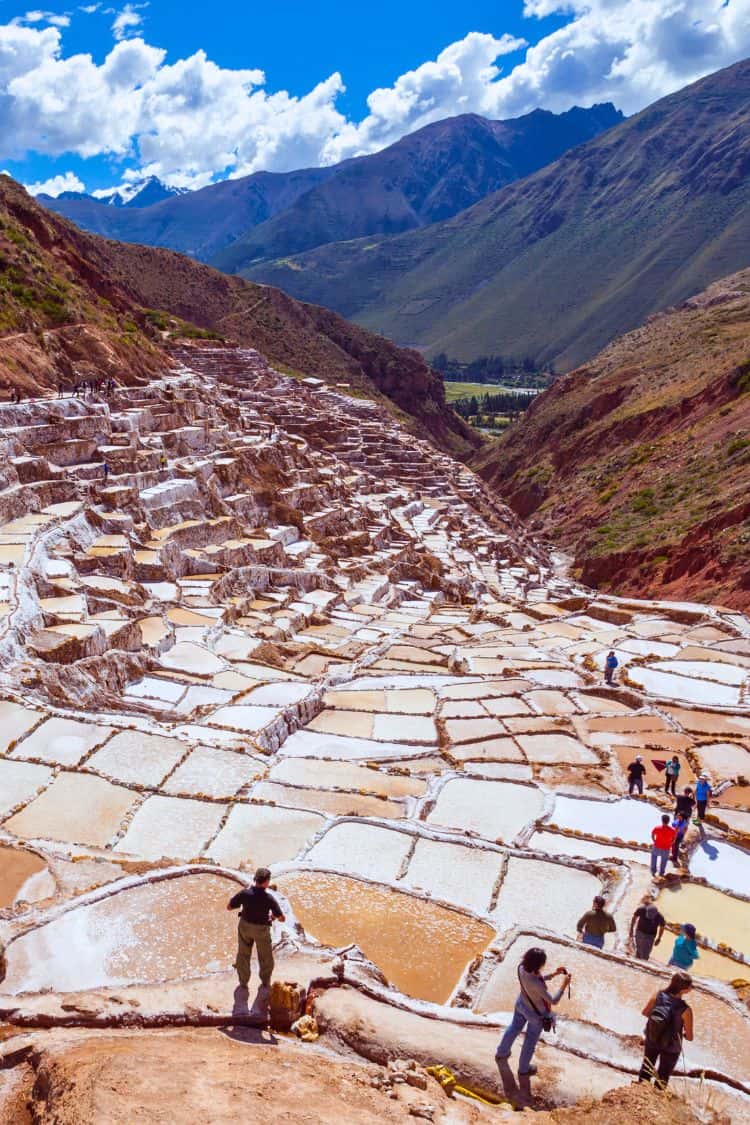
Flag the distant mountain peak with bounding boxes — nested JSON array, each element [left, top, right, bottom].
[[103, 176, 187, 208]]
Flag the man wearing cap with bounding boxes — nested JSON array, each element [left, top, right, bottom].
[[629, 901, 666, 961], [695, 775, 713, 821], [227, 867, 285, 991], [627, 755, 647, 796]]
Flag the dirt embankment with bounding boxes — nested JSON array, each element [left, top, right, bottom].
[[477, 270, 750, 609]]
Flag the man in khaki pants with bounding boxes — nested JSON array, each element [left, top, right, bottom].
[[227, 867, 285, 991]]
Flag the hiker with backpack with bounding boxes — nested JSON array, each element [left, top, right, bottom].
[[576, 895, 617, 949], [639, 971, 694, 1089], [670, 812, 689, 865], [629, 901, 665, 960], [674, 786, 695, 821], [495, 947, 571, 1078]]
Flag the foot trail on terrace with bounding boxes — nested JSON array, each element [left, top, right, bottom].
[[0, 344, 749, 1119]]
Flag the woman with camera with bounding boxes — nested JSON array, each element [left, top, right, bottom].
[[495, 947, 571, 1077]]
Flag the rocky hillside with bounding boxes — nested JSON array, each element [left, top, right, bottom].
[[248, 58, 750, 370], [41, 106, 620, 267], [0, 176, 477, 457], [477, 269, 750, 609]]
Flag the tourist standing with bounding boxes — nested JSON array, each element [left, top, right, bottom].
[[604, 650, 619, 685], [668, 924, 700, 971], [576, 895, 617, 949], [695, 774, 712, 821], [495, 948, 571, 1078], [664, 756, 681, 796], [639, 971, 694, 1089], [650, 814, 677, 877], [671, 812, 689, 865], [627, 755, 647, 796], [227, 867, 285, 991], [630, 902, 665, 960], [674, 787, 695, 821]]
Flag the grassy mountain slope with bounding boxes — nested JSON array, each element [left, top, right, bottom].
[[40, 167, 334, 261], [0, 176, 478, 457], [246, 59, 750, 371], [477, 269, 750, 609], [213, 105, 621, 272]]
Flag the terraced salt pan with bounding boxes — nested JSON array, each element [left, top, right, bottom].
[[492, 856, 602, 940], [324, 688, 435, 714], [694, 743, 750, 778], [0, 845, 52, 907], [114, 795, 226, 861], [243, 682, 312, 706], [0, 701, 44, 751], [4, 772, 136, 847], [305, 821, 411, 881], [427, 778, 544, 842], [10, 718, 113, 767], [529, 830, 646, 865], [656, 883, 750, 961], [657, 660, 748, 686], [464, 762, 534, 781], [86, 731, 188, 788], [549, 795, 662, 843], [163, 745, 260, 798], [475, 936, 750, 1083], [279, 729, 433, 762], [208, 803, 325, 868], [449, 737, 525, 763], [439, 680, 531, 700], [280, 870, 493, 1004], [404, 837, 503, 914], [251, 781, 404, 819], [159, 642, 225, 676], [125, 677, 186, 704], [0, 759, 52, 817], [206, 703, 280, 732], [689, 839, 750, 897], [1, 872, 240, 995], [517, 734, 598, 765], [444, 717, 507, 744], [629, 666, 740, 707], [269, 758, 425, 798]]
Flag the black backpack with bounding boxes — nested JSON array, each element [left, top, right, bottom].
[[645, 991, 685, 1051]]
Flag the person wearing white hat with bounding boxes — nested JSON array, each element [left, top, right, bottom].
[[695, 774, 712, 821], [627, 755, 646, 796]]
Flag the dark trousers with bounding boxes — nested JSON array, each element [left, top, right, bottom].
[[639, 1042, 681, 1088], [629, 776, 643, 795], [671, 835, 684, 864], [697, 800, 707, 820], [664, 774, 677, 796]]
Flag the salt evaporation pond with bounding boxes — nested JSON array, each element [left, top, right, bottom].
[[689, 839, 750, 898], [305, 822, 411, 882], [656, 882, 750, 963], [280, 870, 493, 1004], [2, 873, 240, 994], [0, 845, 53, 907], [549, 794, 661, 843], [404, 837, 503, 914], [529, 830, 646, 865], [628, 666, 740, 707], [427, 778, 544, 842], [491, 856, 602, 938]]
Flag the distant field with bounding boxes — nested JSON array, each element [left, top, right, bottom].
[[443, 381, 524, 402]]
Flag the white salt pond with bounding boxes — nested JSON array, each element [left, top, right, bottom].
[[86, 731, 188, 788], [0, 759, 52, 818], [4, 771, 136, 848], [279, 870, 493, 1004], [548, 794, 662, 843], [529, 830, 646, 865], [1, 872, 240, 994], [207, 803, 325, 867], [10, 717, 113, 767], [427, 778, 544, 842], [491, 856, 602, 939], [694, 743, 750, 778], [114, 795, 226, 861], [163, 745, 260, 798], [404, 837, 503, 914], [516, 733, 598, 765], [628, 666, 740, 707], [0, 700, 43, 751], [269, 757, 425, 797], [689, 839, 750, 898], [304, 822, 411, 881], [279, 729, 431, 761]]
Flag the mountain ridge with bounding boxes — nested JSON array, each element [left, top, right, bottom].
[[245, 58, 750, 371]]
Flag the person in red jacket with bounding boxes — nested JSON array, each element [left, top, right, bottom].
[[650, 814, 677, 877]]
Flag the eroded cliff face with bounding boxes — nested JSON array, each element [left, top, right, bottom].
[[478, 270, 750, 610]]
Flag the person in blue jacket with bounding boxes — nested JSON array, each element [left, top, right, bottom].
[[604, 650, 619, 685], [695, 774, 712, 821], [668, 924, 700, 971]]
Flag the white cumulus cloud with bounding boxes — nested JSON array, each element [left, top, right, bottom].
[[1, 1, 749, 191], [25, 169, 85, 195]]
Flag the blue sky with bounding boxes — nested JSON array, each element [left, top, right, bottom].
[[1, 0, 749, 196]]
